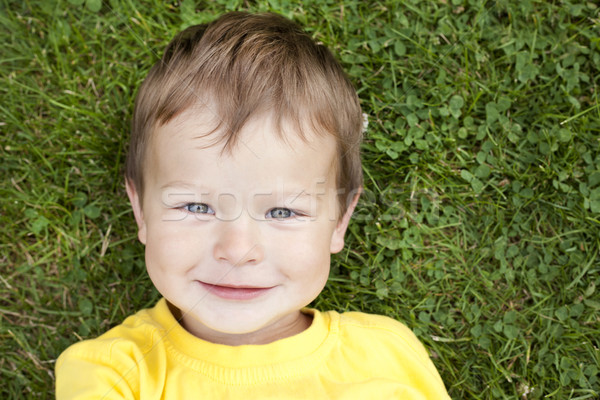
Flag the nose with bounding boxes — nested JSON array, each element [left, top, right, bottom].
[[212, 218, 264, 266]]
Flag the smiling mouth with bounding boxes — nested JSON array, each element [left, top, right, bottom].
[[198, 281, 275, 300]]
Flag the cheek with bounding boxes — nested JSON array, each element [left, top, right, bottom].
[[293, 257, 330, 302], [144, 225, 203, 296], [272, 230, 332, 283], [144, 222, 201, 272]]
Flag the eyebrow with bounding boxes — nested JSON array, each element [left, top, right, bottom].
[[287, 190, 311, 202], [161, 181, 201, 190], [281, 190, 324, 205], [160, 182, 323, 202]]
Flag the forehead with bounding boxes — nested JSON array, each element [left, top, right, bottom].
[[155, 104, 336, 149], [147, 108, 338, 186]]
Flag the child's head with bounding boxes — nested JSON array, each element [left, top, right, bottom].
[[126, 11, 363, 215], [124, 12, 363, 345]]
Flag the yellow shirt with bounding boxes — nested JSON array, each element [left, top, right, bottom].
[[56, 299, 450, 399]]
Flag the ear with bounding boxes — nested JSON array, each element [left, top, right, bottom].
[[330, 190, 361, 254], [125, 179, 147, 245]]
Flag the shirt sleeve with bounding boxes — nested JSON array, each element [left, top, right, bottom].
[[339, 312, 451, 400], [55, 341, 138, 400]]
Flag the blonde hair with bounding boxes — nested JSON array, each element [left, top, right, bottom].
[[126, 12, 363, 213]]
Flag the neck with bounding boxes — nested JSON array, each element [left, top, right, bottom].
[[168, 303, 313, 346]]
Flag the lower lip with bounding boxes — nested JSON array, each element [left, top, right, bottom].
[[199, 282, 274, 300]]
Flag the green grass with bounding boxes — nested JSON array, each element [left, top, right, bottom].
[[1, 0, 599, 398]]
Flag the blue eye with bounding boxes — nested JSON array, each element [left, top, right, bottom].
[[267, 208, 294, 219], [183, 203, 212, 214]]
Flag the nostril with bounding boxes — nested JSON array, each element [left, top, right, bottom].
[[232, 245, 260, 266]]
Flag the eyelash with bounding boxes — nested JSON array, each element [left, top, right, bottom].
[[266, 207, 296, 219], [180, 203, 214, 214]]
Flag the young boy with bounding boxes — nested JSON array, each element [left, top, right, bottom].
[[56, 12, 450, 399]]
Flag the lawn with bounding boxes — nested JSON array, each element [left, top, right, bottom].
[[1, 0, 599, 398]]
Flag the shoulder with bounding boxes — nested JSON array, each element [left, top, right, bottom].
[[336, 310, 416, 336], [339, 311, 426, 347], [324, 310, 435, 367], [319, 310, 450, 398], [57, 315, 153, 366], [55, 301, 168, 396], [58, 301, 164, 361]]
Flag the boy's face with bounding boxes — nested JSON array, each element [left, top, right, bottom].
[[127, 109, 357, 345]]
